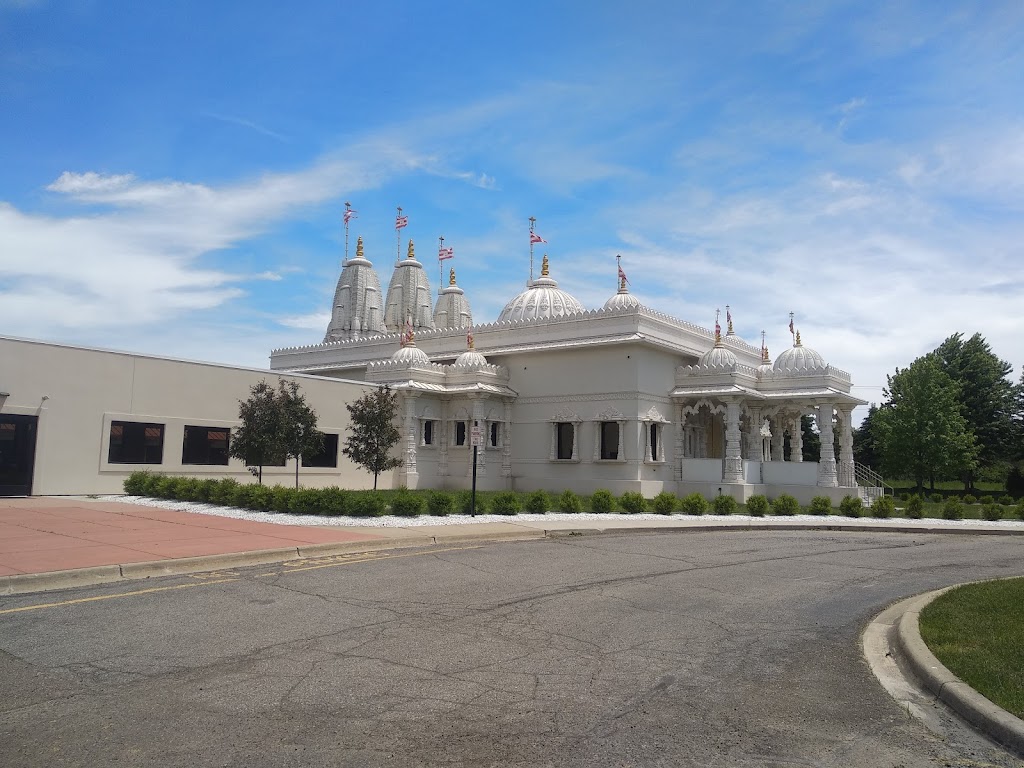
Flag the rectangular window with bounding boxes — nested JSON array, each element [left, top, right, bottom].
[[600, 421, 619, 460], [489, 422, 499, 448], [181, 426, 230, 465], [647, 423, 664, 462], [455, 421, 467, 446], [556, 422, 574, 460], [108, 421, 165, 464], [302, 433, 339, 468], [422, 420, 434, 446]]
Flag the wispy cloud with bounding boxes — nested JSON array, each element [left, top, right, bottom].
[[201, 112, 290, 143]]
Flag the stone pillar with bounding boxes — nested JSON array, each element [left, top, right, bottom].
[[403, 393, 419, 487], [790, 415, 804, 463], [816, 404, 838, 487], [771, 415, 785, 461], [471, 396, 486, 477], [501, 398, 513, 479], [723, 400, 743, 483], [838, 406, 856, 487], [746, 406, 761, 460]]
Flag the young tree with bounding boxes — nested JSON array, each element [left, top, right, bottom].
[[342, 385, 403, 490], [853, 403, 882, 469], [230, 380, 286, 484], [277, 379, 324, 489], [935, 333, 1016, 490], [875, 354, 978, 491]]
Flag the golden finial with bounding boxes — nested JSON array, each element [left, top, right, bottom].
[[449, 267, 456, 286], [356, 236, 364, 259], [795, 330, 802, 346], [407, 240, 415, 260], [467, 327, 475, 349], [761, 330, 769, 363], [541, 254, 550, 277]]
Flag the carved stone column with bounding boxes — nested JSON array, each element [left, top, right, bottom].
[[816, 404, 838, 487], [837, 406, 856, 487], [723, 400, 743, 483], [771, 415, 786, 461], [790, 415, 804, 463], [746, 406, 761, 460], [403, 393, 419, 486], [501, 398, 513, 479]]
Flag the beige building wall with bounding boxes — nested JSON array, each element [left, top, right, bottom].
[[0, 337, 394, 495]]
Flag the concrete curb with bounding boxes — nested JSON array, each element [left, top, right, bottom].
[[894, 585, 1024, 758]]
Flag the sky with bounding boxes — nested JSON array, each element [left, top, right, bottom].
[[2, 1, 1023, 422]]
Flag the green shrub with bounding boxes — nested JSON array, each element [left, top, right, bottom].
[[390, 492, 426, 517], [230, 483, 271, 511], [315, 487, 348, 516], [871, 495, 895, 518], [898, 492, 910, 502], [962, 494, 977, 505], [1017, 501, 1024, 520], [123, 471, 151, 495], [943, 498, 963, 520], [288, 488, 322, 515], [269, 486, 295, 513], [619, 491, 648, 514], [152, 476, 178, 499], [906, 494, 924, 519], [930, 492, 943, 504], [653, 491, 679, 515], [195, 478, 219, 503], [349, 492, 386, 517], [1001, 496, 1016, 506], [978, 495, 995, 506], [427, 491, 455, 516], [745, 494, 769, 517], [982, 503, 1003, 521], [712, 494, 737, 515], [808, 496, 832, 516], [679, 492, 708, 516], [179, 478, 205, 502], [455, 490, 488, 515], [771, 494, 800, 516], [524, 490, 549, 514], [558, 490, 583, 514], [210, 478, 239, 505], [491, 491, 522, 516], [839, 495, 862, 518], [590, 489, 615, 514]]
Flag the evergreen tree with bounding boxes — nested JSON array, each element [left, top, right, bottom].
[[342, 385, 403, 490], [853, 403, 882, 469], [875, 354, 978, 491], [230, 380, 286, 484], [800, 415, 821, 462], [935, 333, 1016, 490], [277, 379, 323, 489]]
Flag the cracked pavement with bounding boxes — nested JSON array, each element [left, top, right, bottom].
[[1, 530, 1023, 767]]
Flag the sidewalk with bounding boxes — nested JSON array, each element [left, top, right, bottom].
[[2, 496, 1023, 595]]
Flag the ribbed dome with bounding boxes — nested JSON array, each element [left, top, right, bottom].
[[324, 236, 385, 343], [497, 256, 584, 324], [773, 333, 827, 374], [603, 286, 640, 311], [391, 344, 430, 364], [697, 342, 737, 370], [384, 240, 434, 333], [433, 268, 473, 329], [453, 349, 488, 369]]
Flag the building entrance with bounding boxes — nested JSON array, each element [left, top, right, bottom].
[[0, 414, 38, 496]]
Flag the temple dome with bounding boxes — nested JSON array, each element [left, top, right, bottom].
[[323, 236, 385, 343], [773, 332, 827, 374], [390, 344, 429, 364], [603, 282, 640, 311], [433, 268, 473, 329], [497, 256, 584, 324], [454, 349, 488, 369], [384, 240, 434, 333], [697, 341, 737, 370]]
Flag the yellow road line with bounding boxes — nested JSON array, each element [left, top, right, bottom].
[[0, 578, 238, 615], [2, 544, 481, 614]]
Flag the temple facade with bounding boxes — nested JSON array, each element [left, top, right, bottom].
[[271, 241, 870, 503]]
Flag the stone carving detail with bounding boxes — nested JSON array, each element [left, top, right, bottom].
[[596, 406, 625, 421], [552, 406, 582, 422]]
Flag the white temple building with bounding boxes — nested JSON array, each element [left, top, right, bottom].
[[271, 236, 871, 503]]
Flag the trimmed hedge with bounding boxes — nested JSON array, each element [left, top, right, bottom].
[[590, 489, 615, 514], [712, 494, 737, 515], [745, 495, 769, 517], [558, 490, 583, 514], [771, 494, 800, 516], [619, 492, 647, 514], [839, 495, 862, 518], [491, 492, 522, 516], [808, 496, 832, 516], [653, 491, 679, 515], [679, 492, 707, 516], [906, 495, 924, 519], [871, 495, 895, 518]]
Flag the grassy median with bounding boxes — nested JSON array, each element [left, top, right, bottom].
[[919, 577, 1024, 719]]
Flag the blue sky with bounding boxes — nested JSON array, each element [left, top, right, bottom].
[[2, 1, 1023, 416]]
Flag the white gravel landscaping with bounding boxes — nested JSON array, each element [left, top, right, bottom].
[[99, 495, 1024, 530]]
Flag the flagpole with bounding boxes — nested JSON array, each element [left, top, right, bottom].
[[616, 254, 621, 290], [529, 217, 537, 284], [343, 201, 352, 265], [438, 235, 444, 295], [396, 206, 403, 265]]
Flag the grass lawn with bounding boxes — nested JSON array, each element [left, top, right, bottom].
[[919, 578, 1024, 720]]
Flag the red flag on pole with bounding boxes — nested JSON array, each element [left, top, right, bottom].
[[396, 214, 409, 230], [788, 317, 794, 335], [618, 265, 629, 284], [530, 231, 546, 244], [439, 246, 454, 260], [343, 209, 357, 225]]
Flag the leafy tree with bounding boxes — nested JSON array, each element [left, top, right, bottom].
[[342, 385, 402, 489], [875, 353, 978, 491], [935, 333, 1016, 490], [800, 415, 821, 462], [230, 380, 286, 484], [853, 403, 882, 469], [277, 379, 323, 489]]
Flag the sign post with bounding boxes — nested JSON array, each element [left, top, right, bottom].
[[470, 421, 483, 516]]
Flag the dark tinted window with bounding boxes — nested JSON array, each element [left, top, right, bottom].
[[182, 426, 230, 465], [600, 421, 619, 460], [302, 433, 339, 468], [556, 422, 574, 460], [109, 421, 164, 464]]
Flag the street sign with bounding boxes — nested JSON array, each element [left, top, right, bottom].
[[470, 425, 484, 447]]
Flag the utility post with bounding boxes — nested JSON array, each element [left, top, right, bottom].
[[470, 419, 483, 515]]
